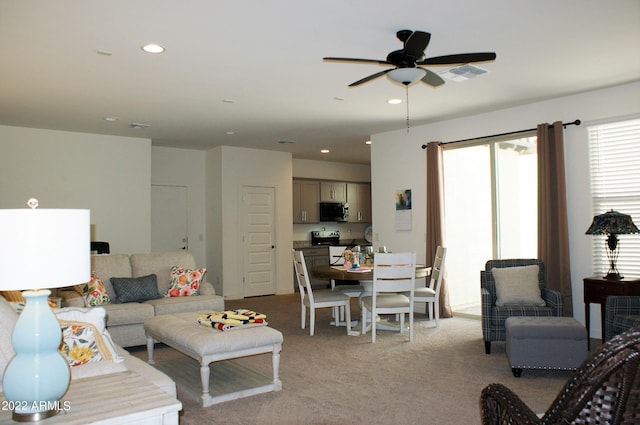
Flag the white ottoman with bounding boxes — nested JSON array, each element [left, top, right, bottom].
[[506, 316, 587, 377], [144, 312, 283, 406]]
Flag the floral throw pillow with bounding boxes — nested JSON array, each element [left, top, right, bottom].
[[55, 307, 123, 367], [166, 266, 206, 297], [75, 272, 110, 306], [58, 320, 115, 366]]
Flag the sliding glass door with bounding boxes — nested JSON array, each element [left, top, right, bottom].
[[442, 135, 537, 311]]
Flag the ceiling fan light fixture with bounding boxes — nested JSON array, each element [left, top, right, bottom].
[[387, 68, 427, 86]]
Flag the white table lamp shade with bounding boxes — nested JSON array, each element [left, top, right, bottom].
[[0, 208, 90, 290]]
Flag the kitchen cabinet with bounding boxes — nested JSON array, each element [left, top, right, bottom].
[[347, 183, 372, 223], [293, 180, 320, 223], [293, 246, 330, 289], [320, 181, 347, 202]]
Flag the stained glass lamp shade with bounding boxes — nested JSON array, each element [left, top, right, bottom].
[[585, 210, 640, 279]]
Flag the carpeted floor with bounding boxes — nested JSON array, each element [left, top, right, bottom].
[[129, 293, 591, 425]]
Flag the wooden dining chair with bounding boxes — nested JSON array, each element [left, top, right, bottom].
[[328, 246, 363, 323], [292, 249, 353, 336], [361, 252, 416, 343], [406, 246, 446, 327]]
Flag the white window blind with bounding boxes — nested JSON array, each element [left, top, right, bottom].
[[588, 117, 640, 278]]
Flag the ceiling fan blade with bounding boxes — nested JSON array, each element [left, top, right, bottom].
[[323, 57, 390, 65], [349, 69, 391, 87], [419, 68, 445, 87], [403, 31, 431, 59], [417, 52, 496, 66]]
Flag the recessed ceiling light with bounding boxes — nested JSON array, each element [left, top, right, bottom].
[[225, 130, 236, 135], [278, 140, 295, 144], [321, 149, 330, 154], [222, 99, 234, 104], [333, 96, 345, 101], [131, 123, 150, 129], [365, 140, 372, 145], [387, 98, 402, 105], [103, 117, 118, 122], [142, 43, 165, 54]]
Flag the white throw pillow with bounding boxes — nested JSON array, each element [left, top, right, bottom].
[[492, 265, 545, 306]]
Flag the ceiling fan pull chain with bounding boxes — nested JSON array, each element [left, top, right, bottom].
[[406, 85, 410, 133]]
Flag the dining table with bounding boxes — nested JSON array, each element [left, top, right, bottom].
[[310, 264, 431, 283], [309, 263, 432, 334]]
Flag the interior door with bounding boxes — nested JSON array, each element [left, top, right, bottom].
[[242, 185, 276, 297], [151, 185, 188, 252]]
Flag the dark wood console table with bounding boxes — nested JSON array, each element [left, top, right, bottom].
[[583, 276, 640, 349]]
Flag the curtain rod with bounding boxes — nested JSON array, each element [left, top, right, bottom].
[[420, 119, 581, 149]]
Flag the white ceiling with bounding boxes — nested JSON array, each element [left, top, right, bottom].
[[1, 1, 639, 165]]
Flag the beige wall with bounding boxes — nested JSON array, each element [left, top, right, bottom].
[[151, 146, 207, 267], [206, 146, 293, 299], [0, 125, 151, 254], [370, 80, 640, 339], [292, 158, 370, 182]]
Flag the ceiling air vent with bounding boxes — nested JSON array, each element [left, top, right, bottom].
[[438, 64, 488, 82]]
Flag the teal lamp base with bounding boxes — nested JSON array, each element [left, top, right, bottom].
[[2, 290, 70, 422]]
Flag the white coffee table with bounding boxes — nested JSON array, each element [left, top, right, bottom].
[[144, 312, 283, 407]]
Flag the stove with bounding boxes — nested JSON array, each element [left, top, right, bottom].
[[311, 230, 341, 246]]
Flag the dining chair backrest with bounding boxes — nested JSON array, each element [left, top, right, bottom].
[[373, 252, 417, 294], [328, 246, 346, 265], [429, 246, 447, 294], [292, 249, 315, 303]]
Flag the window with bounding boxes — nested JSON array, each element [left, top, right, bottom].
[[587, 117, 640, 278], [442, 134, 537, 310]]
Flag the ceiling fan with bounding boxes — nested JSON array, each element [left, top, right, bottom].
[[323, 29, 496, 87]]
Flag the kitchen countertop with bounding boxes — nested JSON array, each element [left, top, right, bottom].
[[293, 240, 370, 249]]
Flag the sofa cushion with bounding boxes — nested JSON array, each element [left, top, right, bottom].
[[130, 252, 197, 296], [492, 265, 545, 306], [167, 266, 206, 297], [91, 254, 132, 301], [103, 302, 155, 326], [146, 294, 225, 316], [0, 296, 18, 392], [111, 274, 162, 303]]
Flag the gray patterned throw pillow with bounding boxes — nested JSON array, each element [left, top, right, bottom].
[[110, 274, 161, 303]]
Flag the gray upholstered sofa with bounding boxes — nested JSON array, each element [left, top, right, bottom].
[[60, 252, 225, 347]]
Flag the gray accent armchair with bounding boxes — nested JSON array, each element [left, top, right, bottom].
[[605, 296, 640, 341], [480, 259, 563, 354]]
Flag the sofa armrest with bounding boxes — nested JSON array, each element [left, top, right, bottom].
[[480, 287, 494, 341], [59, 289, 85, 308], [199, 281, 216, 296], [541, 288, 563, 316]]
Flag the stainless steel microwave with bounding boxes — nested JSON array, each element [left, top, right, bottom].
[[319, 202, 349, 222]]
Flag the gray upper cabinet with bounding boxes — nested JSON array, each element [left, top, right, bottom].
[[320, 181, 347, 202], [347, 183, 372, 223], [293, 180, 320, 223]]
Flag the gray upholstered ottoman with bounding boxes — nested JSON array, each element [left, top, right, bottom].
[[505, 316, 587, 377]]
